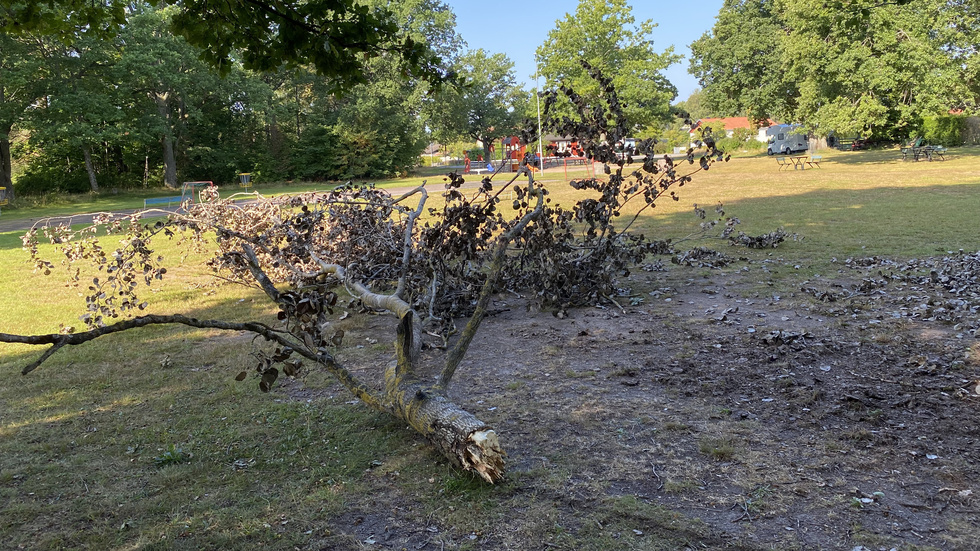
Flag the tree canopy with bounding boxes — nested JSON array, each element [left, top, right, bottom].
[[689, 0, 980, 139], [1, 0, 450, 91], [428, 49, 526, 155], [689, 0, 789, 125], [3, 0, 464, 195], [535, 0, 680, 133]]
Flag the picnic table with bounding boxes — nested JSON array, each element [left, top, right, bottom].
[[902, 144, 946, 162], [835, 138, 866, 151], [777, 155, 822, 170], [790, 156, 809, 170]]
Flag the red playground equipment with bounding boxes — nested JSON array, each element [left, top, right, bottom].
[[500, 136, 526, 172]]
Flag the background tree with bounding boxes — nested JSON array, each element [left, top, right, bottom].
[[3, 0, 448, 91], [0, 33, 46, 199], [0, 0, 125, 39], [690, 0, 978, 139], [777, 0, 955, 139], [672, 89, 713, 122], [931, 0, 980, 112], [22, 31, 126, 193], [688, 0, 791, 125], [428, 49, 525, 158], [535, 0, 680, 133], [3, 0, 456, 195], [115, 4, 227, 189]]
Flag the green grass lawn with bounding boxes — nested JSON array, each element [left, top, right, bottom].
[[1, 145, 979, 549]]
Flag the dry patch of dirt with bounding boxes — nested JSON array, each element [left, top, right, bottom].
[[286, 254, 980, 550]]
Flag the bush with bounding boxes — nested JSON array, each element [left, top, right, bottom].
[[15, 163, 92, 196], [922, 115, 966, 147], [715, 137, 743, 154], [732, 127, 754, 142], [962, 116, 980, 145], [740, 139, 767, 154]]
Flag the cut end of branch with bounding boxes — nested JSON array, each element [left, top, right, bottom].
[[463, 429, 505, 484]]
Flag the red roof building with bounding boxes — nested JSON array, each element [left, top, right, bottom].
[[691, 117, 778, 142]]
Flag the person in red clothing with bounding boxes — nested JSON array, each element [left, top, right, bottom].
[[464, 152, 471, 173]]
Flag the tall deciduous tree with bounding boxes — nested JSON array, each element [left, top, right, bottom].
[[24, 32, 127, 193], [429, 49, 525, 156], [0, 0, 125, 38], [778, 0, 956, 138], [0, 33, 48, 198], [3, 0, 448, 91], [116, 4, 221, 189], [690, 0, 977, 139], [535, 0, 680, 133], [689, 0, 791, 125], [672, 89, 714, 122]]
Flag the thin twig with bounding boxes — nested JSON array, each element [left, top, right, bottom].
[[602, 294, 626, 314]]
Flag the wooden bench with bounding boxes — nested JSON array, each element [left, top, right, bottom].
[[775, 157, 792, 170], [806, 155, 822, 168]]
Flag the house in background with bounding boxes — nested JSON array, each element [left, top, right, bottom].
[[690, 117, 778, 143]]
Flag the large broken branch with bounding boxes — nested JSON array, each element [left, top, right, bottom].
[[438, 185, 546, 390], [393, 184, 427, 300], [308, 253, 423, 367], [382, 312, 505, 483]]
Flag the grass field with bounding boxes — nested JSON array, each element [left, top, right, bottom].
[[1, 145, 978, 549]]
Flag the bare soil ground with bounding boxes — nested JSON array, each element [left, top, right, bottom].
[[296, 252, 980, 550]]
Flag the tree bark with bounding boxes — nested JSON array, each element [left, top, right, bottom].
[[81, 144, 100, 192], [386, 379, 505, 483], [0, 122, 14, 200], [153, 91, 178, 189], [381, 313, 505, 482]]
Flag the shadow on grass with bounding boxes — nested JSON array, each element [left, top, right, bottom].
[[0, 288, 428, 548]]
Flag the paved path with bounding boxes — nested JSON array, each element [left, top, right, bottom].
[[0, 206, 188, 234]]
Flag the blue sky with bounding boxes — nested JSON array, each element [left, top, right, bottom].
[[444, 0, 725, 103]]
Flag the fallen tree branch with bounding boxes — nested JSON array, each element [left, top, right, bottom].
[[438, 183, 545, 390], [394, 184, 427, 300]]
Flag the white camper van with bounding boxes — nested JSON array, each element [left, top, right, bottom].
[[766, 124, 808, 155]]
